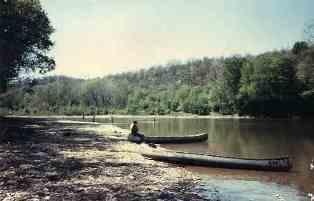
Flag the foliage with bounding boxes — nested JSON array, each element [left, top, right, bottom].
[[1, 42, 314, 117], [0, 0, 55, 93], [238, 52, 299, 116], [292, 41, 309, 55]]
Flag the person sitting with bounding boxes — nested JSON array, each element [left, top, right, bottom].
[[128, 121, 145, 143]]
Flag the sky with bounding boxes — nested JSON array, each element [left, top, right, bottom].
[[41, 0, 314, 78]]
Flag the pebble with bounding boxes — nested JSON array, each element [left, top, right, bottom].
[[6, 180, 17, 185], [19, 164, 33, 169], [310, 162, 314, 170], [32, 152, 48, 157], [309, 193, 314, 201]]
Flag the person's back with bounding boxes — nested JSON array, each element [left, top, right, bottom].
[[129, 121, 144, 143], [130, 122, 138, 135], [128, 121, 156, 148]]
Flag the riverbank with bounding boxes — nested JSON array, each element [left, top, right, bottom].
[[0, 117, 211, 201], [7, 113, 309, 121], [6, 114, 251, 120]]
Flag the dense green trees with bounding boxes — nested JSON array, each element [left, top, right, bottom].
[[1, 41, 314, 117], [296, 47, 314, 115], [0, 0, 55, 93], [1, 1, 312, 118], [238, 52, 299, 116], [213, 56, 246, 114]]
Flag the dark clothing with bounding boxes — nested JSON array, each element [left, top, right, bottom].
[[130, 123, 144, 143], [131, 124, 139, 135], [129, 132, 144, 144], [132, 132, 144, 139]]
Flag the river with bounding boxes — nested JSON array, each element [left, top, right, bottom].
[[93, 116, 313, 201]]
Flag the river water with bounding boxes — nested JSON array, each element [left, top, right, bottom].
[[93, 116, 313, 201]]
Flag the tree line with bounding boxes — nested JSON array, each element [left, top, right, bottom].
[[1, 0, 314, 118], [1, 41, 314, 117]]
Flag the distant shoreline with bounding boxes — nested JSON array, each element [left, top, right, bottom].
[[5, 114, 299, 120]]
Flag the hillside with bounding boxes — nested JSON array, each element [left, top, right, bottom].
[[1, 41, 314, 117]]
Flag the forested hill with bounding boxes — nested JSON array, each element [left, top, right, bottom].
[[1, 41, 314, 117]]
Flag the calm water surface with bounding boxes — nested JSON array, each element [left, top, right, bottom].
[[93, 117, 314, 201]]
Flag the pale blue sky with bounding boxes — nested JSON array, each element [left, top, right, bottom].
[[41, 0, 314, 78]]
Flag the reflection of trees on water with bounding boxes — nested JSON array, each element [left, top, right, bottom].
[[126, 117, 314, 193], [141, 118, 204, 136], [125, 117, 314, 167]]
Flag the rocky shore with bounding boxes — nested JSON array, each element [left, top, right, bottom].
[[0, 117, 213, 201]]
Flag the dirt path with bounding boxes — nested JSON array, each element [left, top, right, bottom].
[[0, 117, 213, 201]]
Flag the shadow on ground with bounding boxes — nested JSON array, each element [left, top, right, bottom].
[[0, 117, 211, 201]]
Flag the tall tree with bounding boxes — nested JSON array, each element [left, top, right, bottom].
[[292, 41, 309, 55], [222, 56, 246, 112], [0, 0, 55, 93]]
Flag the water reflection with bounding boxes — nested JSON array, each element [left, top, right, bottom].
[[91, 117, 314, 196], [202, 178, 306, 201]]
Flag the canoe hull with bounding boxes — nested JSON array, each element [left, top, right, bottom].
[[143, 152, 292, 172], [143, 133, 208, 144]]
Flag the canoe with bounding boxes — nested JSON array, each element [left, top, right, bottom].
[[142, 151, 292, 172], [143, 133, 208, 144]]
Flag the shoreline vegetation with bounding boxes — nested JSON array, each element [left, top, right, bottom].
[[1, 41, 314, 119], [0, 117, 211, 200], [6, 114, 251, 119], [1, 1, 313, 200], [4, 114, 308, 122]]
